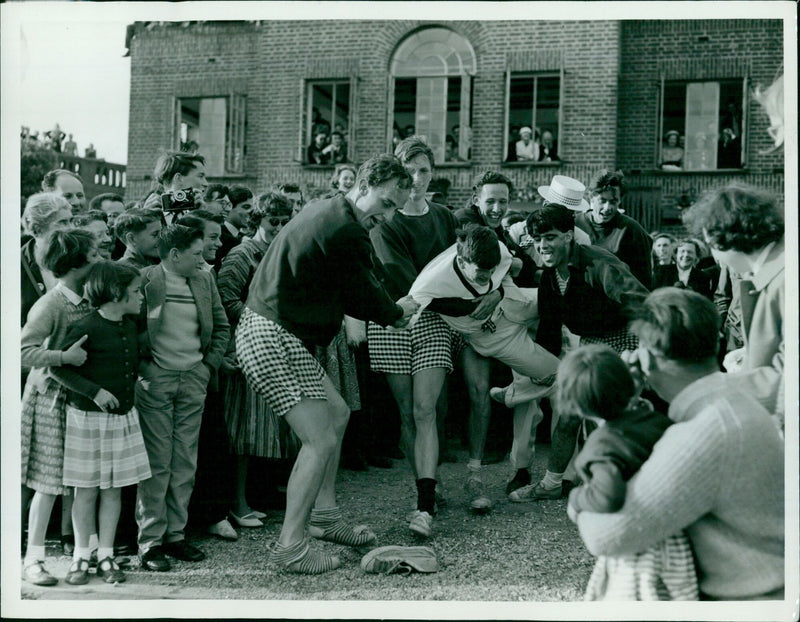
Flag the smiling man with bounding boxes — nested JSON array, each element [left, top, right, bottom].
[[236, 154, 419, 574]]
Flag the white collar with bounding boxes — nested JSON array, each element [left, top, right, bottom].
[[54, 281, 85, 305], [747, 241, 776, 279], [224, 221, 239, 237]]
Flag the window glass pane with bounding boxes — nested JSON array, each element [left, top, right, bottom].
[[684, 81, 719, 170], [415, 77, 448, 164], [307, 81, 351, 164], [506, 74, 560, 162], [393, 77, 417, 144], [180, 97, 226, 175]]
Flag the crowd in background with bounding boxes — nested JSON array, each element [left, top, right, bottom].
[[18, 130, 786, 600]]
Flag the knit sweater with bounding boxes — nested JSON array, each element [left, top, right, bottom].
[[151, 269, 203, 370], [576, 372, 784, 599], [49, 311, 139, 414], [369, 201, 459, 300], [245, 194, 402, 346], [218, 237, 269, 326]]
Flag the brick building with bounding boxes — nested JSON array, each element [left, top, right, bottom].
[[125, 19, 784, 230]]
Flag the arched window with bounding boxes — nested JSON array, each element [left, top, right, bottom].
[[390, 27, 476, 163]]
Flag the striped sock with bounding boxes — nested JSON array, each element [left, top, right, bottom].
[[270, 539, 341, 574]]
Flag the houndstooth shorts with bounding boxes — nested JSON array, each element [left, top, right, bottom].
[[367, 311, 456, 376], [236, 307, 326, 417], [580, 326, 638, 353]]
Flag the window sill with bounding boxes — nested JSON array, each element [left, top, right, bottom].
[[301, 163, 353, 170], [631, 167, 749, 176], [208, 173, 255, 180], [501, 161, 562, 168], [436, 161, 473, 169]]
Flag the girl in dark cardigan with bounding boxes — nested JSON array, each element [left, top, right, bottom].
[[50, 262, 151, 585]]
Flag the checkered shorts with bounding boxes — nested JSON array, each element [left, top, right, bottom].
[[368, 311, 455, 375], [580, 326, 638, 353], [236, 307, 326, 417]]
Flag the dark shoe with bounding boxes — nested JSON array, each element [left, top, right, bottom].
[[140, 546, 171, 572], [65, 558, 90, 585], [114, 542, 137, 557], [60, 534, 75, 556], [505, 468, 532, 496], [163, 540, 205, 562], [365, 454, 393, 469], [96, 557, 127, 583]]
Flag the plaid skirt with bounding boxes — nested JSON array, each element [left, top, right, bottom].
[[21, 373, 69, 495], [368, 311, 455, 375], [236, 307, 326, 417], [62, 405, 151, 489], [223, 369, 301, 459], [580, 326, 638, 353]]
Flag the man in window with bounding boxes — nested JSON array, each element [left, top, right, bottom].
[[321, 131, 348, 164], [538, 130, 559, 162], [515, 126, 540, 161], [574, 170, 653, 289]]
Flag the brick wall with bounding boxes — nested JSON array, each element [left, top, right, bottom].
[[126, 19, 784, 228], [617, 20, 784, 217], [126, 20, 621, 204]]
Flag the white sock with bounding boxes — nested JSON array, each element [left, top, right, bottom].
[[24, 545, 46, 564], [541, 470, 564, 489], [74, 546, 92, 562], [88, 533, 99, 552], [97, 547, 114, 561], [467, 459, 482, 472]]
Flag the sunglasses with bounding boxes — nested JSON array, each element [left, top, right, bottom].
[[268, 217, 291, 227]]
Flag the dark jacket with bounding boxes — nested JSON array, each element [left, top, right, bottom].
[[213, 223, 241, 273], [21, 238, 45, 327], [245, 194, 402, 346], [653, 264, 714, 300], [536, 242, 649, 357]]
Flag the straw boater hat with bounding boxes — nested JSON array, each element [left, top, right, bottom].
[[537, 175, 590, 212]]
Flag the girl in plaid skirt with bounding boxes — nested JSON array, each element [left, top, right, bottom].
[[21, 229, 99, 586], [49, 262, 151, 585]]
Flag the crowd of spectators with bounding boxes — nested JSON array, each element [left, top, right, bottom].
[[22, 124, 98, 159], [18, 132, 787, 601]]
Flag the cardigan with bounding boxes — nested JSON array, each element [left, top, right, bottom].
[[218, 236, 269, 326], [576, 372, 784, 600], [535, 242, 648, 357], [369, 201, 459, 300], [245, 194, 402, 346], [575, 211, 653, 289], [49, 311, 139, 414]]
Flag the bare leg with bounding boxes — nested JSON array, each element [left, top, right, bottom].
[[385, 374, 416, 477], [26, 492, 57, 553], [61, 494, 74, 538], [71, 487, 98, 550], [462, 346, 491, 462], [313, 375, 350, 510], [97, 488, 121, 550], [411, 368, 447, 480], [233, 455, 250, 516]]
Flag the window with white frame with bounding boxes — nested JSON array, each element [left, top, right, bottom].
[[505, 73, 561, 163], [304, 80, 352, 165], [390, 27, 476, 164], [659, 78, 746, 171], [176, 95, 246, 175]]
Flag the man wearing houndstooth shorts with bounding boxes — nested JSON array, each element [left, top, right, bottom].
[[236, 155, 419, 574]]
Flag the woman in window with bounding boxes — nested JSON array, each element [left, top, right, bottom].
[[660, 130, 684, 170]]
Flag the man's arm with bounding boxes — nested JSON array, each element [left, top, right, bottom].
[[369, 223, 418, 298]]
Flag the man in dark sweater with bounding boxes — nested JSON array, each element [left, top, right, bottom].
[[508, 204, 648, 503], [575, 170, 653, 289], [237, 155, 419, 574]]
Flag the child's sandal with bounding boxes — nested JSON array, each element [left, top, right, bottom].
[[65, 558, 90, 585], [96, 557, 126, 583], [23, 560, 58, 586]]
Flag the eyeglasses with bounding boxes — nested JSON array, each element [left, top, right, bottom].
[[268, 217, 290, 227]]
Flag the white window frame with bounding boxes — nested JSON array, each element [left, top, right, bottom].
[[299, 78, 356, 165], [503, 70, 563, 163]]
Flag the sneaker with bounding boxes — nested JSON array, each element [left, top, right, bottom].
[[508, 481, 562, 503], [505, 468, 532, 496], [489, 386, 508, 405], [465, 474, 492, 513], [408, 510, 433, 538], [361, 546, 439, 575]]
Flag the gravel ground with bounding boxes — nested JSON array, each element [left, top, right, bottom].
[[20, 443, 595, 603]]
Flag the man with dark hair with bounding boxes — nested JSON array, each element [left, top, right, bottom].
[[236, 154, 419, 574], [204, 184, 231, 216], [115, 208, 164, 271], [176, 210, 224, 270], [508, 203, 648, 502], [151, 151, 209, 223], [135, 224, 229, 572], [321, 131, 347, 164], [276, 183, 304, 216], [41, 169, 87, 213], [575, 169, 653, 288], [683, 182, 785, 427], [575, 288, 784, 601], [88, 193, 125, 226], [215, 185, 254, 271]]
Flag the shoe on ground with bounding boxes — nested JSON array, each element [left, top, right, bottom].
[[508, 481, 562, 503], [249, 509, 267, 519], [96, 557, 126, 584], [361, 545, 439, 574], [22, 560, 58, 586], [465, 475, 493, 513], [207, 518, 238, 541], [489, 386, 508, 405], [408, 510, 433, 538], [505, 468, 532, 496], [163, 540, 205, 562], [140, 546, 171, 572], [65, 558, 90, 585], [229, 510, 264, 528]]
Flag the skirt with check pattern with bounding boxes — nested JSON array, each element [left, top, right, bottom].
[[236, 307, 327, 418], [367, 311, 456, 376], [62, 405, 151, 489], [580, 326, 638, 353]]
